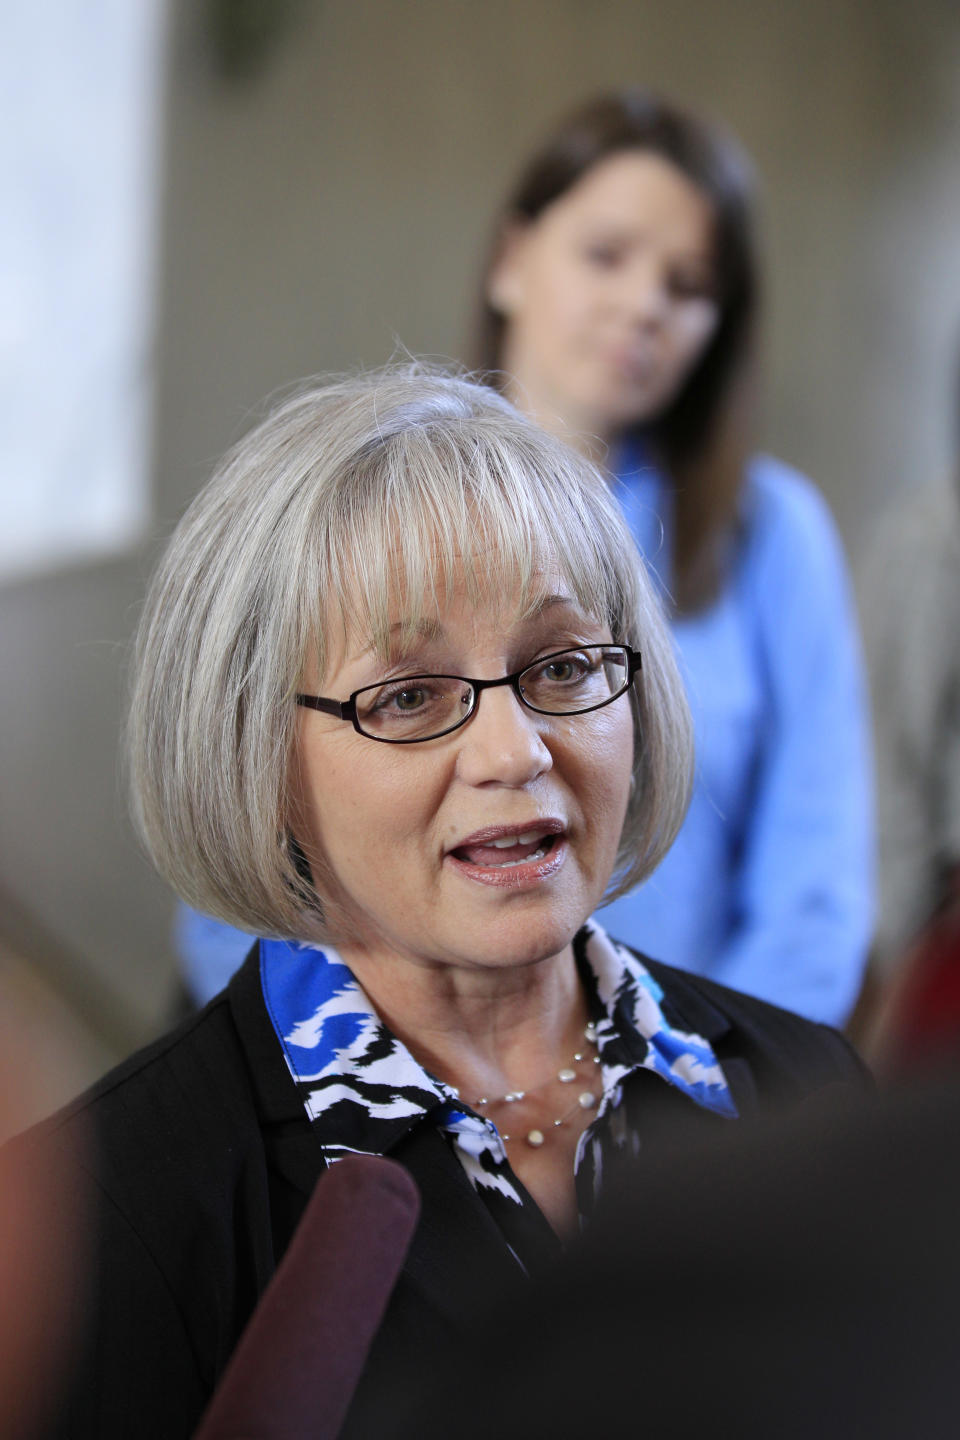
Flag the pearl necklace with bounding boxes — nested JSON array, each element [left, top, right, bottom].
[[468, 1022, 602, 1148]]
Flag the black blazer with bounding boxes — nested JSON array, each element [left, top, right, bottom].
[[20, 943, 868, 1439]]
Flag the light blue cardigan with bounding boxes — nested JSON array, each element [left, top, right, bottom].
[[600, 445, 874, 1025]]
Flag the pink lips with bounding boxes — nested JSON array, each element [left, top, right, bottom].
[[607, 344, 658, 382], [446, 819, 568, 890]]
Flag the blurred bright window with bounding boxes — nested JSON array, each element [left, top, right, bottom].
[[0, 0, 167, 580]]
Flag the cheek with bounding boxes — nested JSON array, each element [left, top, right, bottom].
[[293, 737, 379, 867], [603, 720, 636, 829], [527, 255, 595, 340], [297, 735, 447, 878], [568, 708, 634, 827]]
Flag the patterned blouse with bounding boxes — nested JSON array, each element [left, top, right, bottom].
[[259, 919, 737, 1275]]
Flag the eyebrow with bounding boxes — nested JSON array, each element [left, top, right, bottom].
[[349, 618, 445, 665], [516, 592, 580, 623], [349, 594, 581, 664]]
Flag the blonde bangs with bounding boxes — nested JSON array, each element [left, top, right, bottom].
[[313, 420, 634, 677]]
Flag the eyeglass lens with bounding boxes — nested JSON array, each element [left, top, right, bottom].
[[353, 647, 629, 741]]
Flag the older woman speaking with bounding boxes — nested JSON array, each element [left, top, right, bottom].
[[25, 367, 864, 1438]]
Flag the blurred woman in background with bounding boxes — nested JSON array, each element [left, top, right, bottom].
[[475, 88, 873, 1026]]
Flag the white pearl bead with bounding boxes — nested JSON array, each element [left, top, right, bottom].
[[557, 1067, 576, 1083], [526, 1129, 545, 1147], [578, 1091, 597, 1109]]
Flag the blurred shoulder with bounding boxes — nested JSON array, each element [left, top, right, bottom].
[[741, 453, 845, 561]]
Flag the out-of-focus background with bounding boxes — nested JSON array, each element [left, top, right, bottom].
[[3, 0, 960, 1123]]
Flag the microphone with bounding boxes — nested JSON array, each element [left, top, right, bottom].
[[194, 1154, 420, 1440]]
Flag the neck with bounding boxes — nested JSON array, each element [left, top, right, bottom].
[[498, 360, 616, 468], [339, 939, 589, 1101]]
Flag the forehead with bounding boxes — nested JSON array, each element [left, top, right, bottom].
[[338, 563, 599, 661], [305, 433, 629, 682], [551, 150, 715, 245]]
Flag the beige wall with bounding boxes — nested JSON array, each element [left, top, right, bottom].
[[4, 0, 960, 1088]]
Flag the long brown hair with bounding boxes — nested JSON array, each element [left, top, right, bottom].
[[473, 89, 759, 612]]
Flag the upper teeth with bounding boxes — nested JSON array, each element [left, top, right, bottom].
[[490, 831, 542, 848]]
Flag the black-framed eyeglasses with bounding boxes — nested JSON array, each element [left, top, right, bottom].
[[296, 644, 641, 745]]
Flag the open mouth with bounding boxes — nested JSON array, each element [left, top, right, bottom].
[[446, 821, 568, 888], [450, 831, 559, 869]]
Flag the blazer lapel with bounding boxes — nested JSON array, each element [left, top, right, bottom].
[[394, 1125, 529, 1329], [641, 953, 760, 1117]]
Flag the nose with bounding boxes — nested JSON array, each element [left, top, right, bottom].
[[621, 259, 668, 328], [455, 683, 553, 789]]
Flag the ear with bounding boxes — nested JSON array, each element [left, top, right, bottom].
[[485, 218, 533, 316]]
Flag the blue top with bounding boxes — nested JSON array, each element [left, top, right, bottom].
[[174, 905, 254, 1008], [600, 445, 874, 1025]]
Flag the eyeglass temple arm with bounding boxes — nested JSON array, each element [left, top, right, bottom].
[[296, 694, 353, 719]]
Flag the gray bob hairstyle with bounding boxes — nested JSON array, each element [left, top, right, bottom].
[[128, 364, 693, 943]]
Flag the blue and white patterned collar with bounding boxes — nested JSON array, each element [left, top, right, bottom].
[[259, 918, 736, 1171], [580, 919, 736, 1116]]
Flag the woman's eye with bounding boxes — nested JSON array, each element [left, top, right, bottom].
[[537, 652, 592, 683], [583, 245, 621, 269], [393, 688, 427, 711], [355, 675, 470, 736], [669, 272, 715, 301], [372, 682, 434, 713]]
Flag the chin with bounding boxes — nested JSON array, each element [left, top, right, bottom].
[[579, 391, 656, 437], [460, 906, 585, 972], [611, 391, 667, 431]]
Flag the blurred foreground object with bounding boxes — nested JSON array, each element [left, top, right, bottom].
[[194, 1156, 419, 1440], [0, 880, 148, 1119], [869, 871, 960, 1075], [394, 1076, 960, 1440], [0, 1004, 86, 1439], [859, 476, 960, 1065]]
